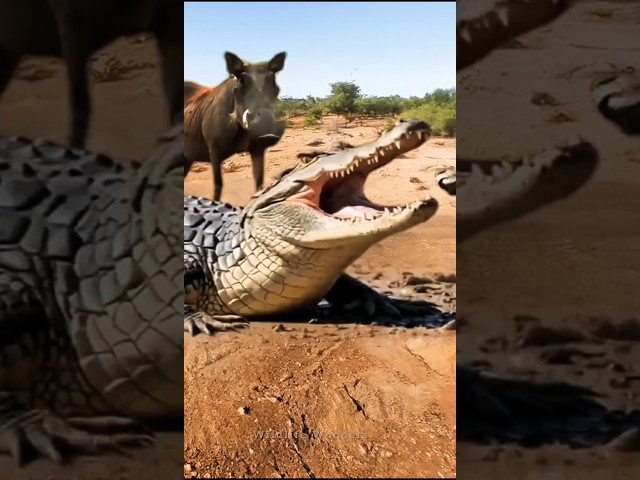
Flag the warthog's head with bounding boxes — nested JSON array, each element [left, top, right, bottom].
[[225, 51, 287, 148]]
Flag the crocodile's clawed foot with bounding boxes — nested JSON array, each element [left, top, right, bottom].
[[0, 398, 153, 465], [324, 274, 446, 327], [184, 311, 249, 336]]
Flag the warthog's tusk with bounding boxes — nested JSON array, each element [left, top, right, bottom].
[[242, 109, 251, 129]]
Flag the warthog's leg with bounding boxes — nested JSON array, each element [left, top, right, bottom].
[[249, 147, 266, 193], [0, 49, 20, 100], [154, 15, 182, 127], [53, 15, 91, 148], [209, 149, 224, 201]]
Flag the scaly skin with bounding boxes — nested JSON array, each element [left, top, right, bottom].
[[183, 120, 449, 334], [0, 121, 183, 464]]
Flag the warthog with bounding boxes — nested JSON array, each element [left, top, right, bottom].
[[0, 0, 182, 148], [184, 51, 286, 201]]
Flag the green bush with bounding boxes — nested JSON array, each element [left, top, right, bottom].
[[401, 103, 456, 137], [276, 85, 455, 136], [303, 107, 322, 127]]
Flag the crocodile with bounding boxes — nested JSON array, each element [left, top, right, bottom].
[[0, 119, 183, 464], [183, 119, 447, 335], [455, 0, 639, 446]]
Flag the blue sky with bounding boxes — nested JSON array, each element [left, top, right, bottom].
[[184, 1, 456, 98]]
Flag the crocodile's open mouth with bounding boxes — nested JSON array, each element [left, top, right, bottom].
[[288, 120, 435, 220]]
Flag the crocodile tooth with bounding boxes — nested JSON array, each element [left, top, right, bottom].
[[459, 25, 472, 43], [496, 6, 509, 26], [567, 133, 582, 146], [395, 141, 402, 150]]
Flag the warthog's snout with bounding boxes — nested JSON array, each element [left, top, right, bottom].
[[244, 108, 283, 146]]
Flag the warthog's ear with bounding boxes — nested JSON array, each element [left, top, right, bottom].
[[224, 52, 245, 77], [268, 52, 287, 73]]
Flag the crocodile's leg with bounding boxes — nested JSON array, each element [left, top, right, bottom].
[[458, 365, 605, 422], [184, 306, 249, 336], [0, 278, 153, 464], [323, 274, 446, 327]]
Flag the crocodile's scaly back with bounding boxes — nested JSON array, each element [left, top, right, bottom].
[[0, 120, 184, 463]]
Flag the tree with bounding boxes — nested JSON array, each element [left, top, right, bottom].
[[325, 81, 361, 119], [426, 87, 456, 106]]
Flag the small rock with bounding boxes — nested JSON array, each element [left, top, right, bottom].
[[610, 377, 630, 389], [542, 348, 575, 365], [273, 324, 286, 332], [238, 406, 250, 415], [404, 275, 433, 286], [613, 318, 640, 340], [482, 447, 504, 462], [434, 272, 456, 283], [519, 325, 586, 347], [531, 91, 561, 106], [608, 362, 627, 373]]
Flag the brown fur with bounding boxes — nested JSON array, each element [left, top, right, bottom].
[[183, 51, 287, 201]]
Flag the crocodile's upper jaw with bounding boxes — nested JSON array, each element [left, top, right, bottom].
[[244, 119, 439, 249], [456, 139, 599, 242]]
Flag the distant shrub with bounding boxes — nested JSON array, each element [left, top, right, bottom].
[[303, 107, 322, 127], [277, 85, 455, 136], [401, 103, 456, 137]]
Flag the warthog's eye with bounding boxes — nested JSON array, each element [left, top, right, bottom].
[[236, 74, 249, 89]]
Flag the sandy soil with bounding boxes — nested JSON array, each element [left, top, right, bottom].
[[184, 116, 457, 478], [457, 0, 640, 477], [0, 37, 182, 480]]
